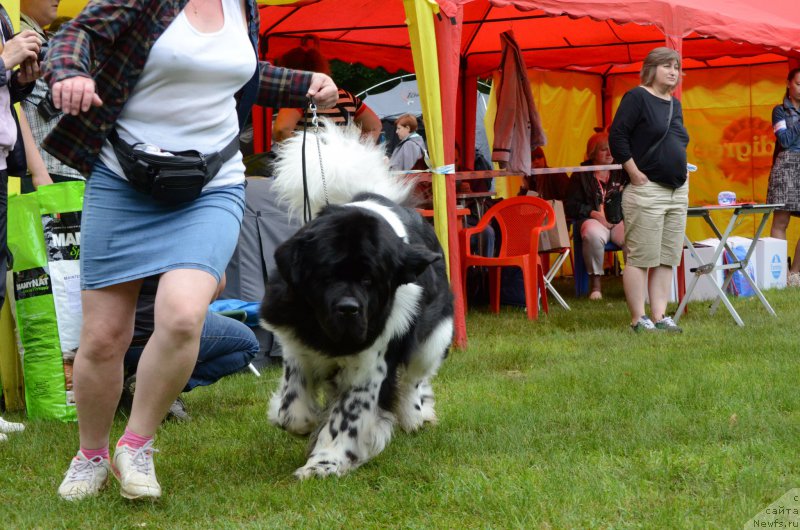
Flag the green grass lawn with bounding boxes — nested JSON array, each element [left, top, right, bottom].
[[1, 278, 798, 528]]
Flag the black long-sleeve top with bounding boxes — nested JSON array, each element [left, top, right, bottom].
[[609, 86, 690, 189], [564, 164, 625, 229]]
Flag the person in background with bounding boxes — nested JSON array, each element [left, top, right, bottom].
[[766, 67, 800, 287], [565, 132, 625, 300], [273, 45, 382, 143], [48, 16, 71, 33], [0, 3, 41, 315], [454, 142, 495, 258], [20, 0, 84, 191], [299, 33, 319, 50], [45, 0, 337, 502], [389, 113, 428, 171], [609, 47, 689, 333], [519, 146, 570, 201], [120, 274, 259, 422]]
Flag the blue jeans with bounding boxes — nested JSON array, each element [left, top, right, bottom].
[[124, 311, 259, 392], [465, 214, 496, 257]]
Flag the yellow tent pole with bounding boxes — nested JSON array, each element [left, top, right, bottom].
[[402, 0, 449, 269], [0, 1, 26, 411], [0, 283, 25, 411], [403, 0, 469, 348]]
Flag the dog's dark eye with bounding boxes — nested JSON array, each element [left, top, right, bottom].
[[361, 278, 372, 287]]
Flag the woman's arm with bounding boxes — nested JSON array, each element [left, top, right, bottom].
[[18, 109, 52, 189], [773, 105, 800, 150], [621, 158, 649, 186], [255, 63, 337, 110], [563, 173, 594, 221], [44, 0, 146, 85], [44, 0, 147, 115], [1, 31, 40, 101], [355, 104, 382, 144], [610, 91, 649, 185], [273, 108, 303, 142]]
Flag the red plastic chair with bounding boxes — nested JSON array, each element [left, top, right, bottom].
[[459, 196, 556, 320]]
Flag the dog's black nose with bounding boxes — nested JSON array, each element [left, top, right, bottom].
[[335, 297, 361, 316]]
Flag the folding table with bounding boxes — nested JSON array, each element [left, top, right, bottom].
[[539, 247, 571, 310], [674, 203, 783, 326]]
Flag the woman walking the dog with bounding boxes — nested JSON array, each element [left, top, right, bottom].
[[43, 0, 337, 501]]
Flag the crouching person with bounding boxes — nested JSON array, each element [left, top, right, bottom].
[[119, 275, 259, 422]]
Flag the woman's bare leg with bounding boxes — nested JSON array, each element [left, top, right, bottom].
[[126, 269, 218, 436], [74, 280, 142, 449]]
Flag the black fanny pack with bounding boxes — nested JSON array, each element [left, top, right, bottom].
[[109, 129, 239, 204]]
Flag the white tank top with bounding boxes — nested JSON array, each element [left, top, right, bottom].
[[99, 0, 256, 189]]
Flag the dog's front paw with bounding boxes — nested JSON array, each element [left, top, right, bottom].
[[293, 453, 354, 480]]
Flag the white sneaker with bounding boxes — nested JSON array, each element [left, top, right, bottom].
[[113, 440, 162, 500], [58, 451, 112, 501], [0, 417, 25, 433]]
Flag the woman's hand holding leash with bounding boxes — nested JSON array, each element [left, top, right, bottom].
[[306, 73, 338, 109], [51, 76, 103, 116]]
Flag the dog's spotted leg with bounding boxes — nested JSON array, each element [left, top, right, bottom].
[[295, 350, 394, 479], [396, 317, 453, 432], [396, 378, 438, 433], [268, 353, 320, 436]]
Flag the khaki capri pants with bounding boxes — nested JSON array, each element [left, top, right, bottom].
[[622, 180, 689, 268]]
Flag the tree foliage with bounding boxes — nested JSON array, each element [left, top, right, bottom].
[[330, 59, 410, 95]]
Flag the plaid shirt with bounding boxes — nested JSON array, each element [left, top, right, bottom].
[[19, 14, 84, 180], [42, 0, 313, 176]]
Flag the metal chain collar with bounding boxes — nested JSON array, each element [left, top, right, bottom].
[[308, 102, 329, 206]]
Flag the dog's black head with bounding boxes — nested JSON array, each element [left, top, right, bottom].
[[269, 206, 440, 355]]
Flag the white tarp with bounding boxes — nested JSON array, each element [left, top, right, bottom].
[[360, 79, 491, 163]]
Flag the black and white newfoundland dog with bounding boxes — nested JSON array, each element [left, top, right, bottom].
[[260, 122, 454, 479]]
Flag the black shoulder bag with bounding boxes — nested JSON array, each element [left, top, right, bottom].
[[604, 96, 674, 224]]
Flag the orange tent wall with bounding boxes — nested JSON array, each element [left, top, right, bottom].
[[494, 63, 798, 252], [483, 69, 603, 198], [485, 62, 796, 250]]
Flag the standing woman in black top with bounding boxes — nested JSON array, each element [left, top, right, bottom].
[[609, 47, 690, 333]]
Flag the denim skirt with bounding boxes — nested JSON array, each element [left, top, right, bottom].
[[80, 162, 245, 290]]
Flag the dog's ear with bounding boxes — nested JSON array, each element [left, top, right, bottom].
[[397, 245, 442, 284], [274, 237, 305, 287]]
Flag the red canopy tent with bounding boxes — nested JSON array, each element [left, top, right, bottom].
[[455, 0, 800, 77], [447, 0, 800, 171], [257, 0, 800, 347], [259, 0, 800, 166], [260, 0, 800, 73]]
